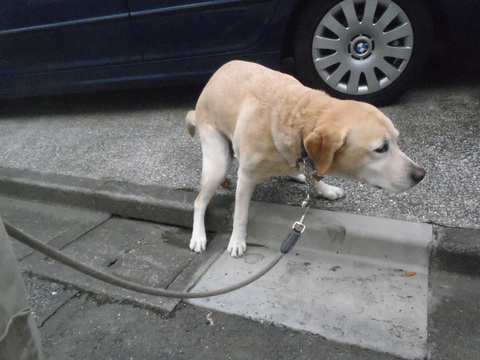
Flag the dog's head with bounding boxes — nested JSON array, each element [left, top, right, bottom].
[[303, 100, 425, 192]]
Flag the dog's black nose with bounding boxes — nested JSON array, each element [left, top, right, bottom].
[[411, 167, 426, 184]]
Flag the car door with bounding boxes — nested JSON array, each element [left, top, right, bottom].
[[127, 0, 278, 61], [0, 0, 140, 77]]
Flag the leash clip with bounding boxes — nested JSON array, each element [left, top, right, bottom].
[[292, 221, 306, 234], [281, 181, 312, 253]]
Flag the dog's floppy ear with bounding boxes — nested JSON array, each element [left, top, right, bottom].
[[303, 128, 347, 179]]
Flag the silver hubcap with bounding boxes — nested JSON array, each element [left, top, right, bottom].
[[312, 0, 414, 95]]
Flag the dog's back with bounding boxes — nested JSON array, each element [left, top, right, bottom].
[[193, 61, 307, 136]]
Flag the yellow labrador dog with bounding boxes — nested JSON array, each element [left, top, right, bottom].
[[187, 61, 425, 257]]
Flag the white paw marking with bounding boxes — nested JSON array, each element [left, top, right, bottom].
[[316, 183, 345, 200], [189, 235, 207, 253], [321, 186, 345, 200], [290, 174, 306, 183], [227, 240, 247, 258]]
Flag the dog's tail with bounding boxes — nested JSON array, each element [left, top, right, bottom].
[[186, 110, 196, 137]]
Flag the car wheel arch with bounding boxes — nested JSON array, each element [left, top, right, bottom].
[[282, 0, 442, 59], [282, 0, 435, 105]]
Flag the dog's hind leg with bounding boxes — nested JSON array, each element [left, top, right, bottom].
[[190, 126, 232, 253]]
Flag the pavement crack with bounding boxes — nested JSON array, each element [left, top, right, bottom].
[[106, 258, 118, 268], [164, 256, 198, 291], [38, 291, 80, 328], [56, 216, 111, 251]]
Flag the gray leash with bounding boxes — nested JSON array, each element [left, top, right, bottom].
[[4, 220, 284, 299]]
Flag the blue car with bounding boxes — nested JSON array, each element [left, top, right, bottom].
[[1, 0, 478, 104]]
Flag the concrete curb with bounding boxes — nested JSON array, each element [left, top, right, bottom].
[[0, 167, 233, 232], [1, 167, 479, 276]]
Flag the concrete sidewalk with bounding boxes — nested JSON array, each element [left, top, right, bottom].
[[0, 172, 479, 359]]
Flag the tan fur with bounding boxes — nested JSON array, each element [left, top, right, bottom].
[[187, 61, 425, 257]]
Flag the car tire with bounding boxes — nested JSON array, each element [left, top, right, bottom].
[[293, 0, 434, 105]]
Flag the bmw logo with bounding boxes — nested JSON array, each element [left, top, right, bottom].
[[355, 42, 368, 54]]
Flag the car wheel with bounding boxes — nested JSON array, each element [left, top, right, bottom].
[[293, 0, 433, 105]]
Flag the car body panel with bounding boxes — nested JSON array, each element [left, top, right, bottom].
[[0, 0, 297, 98], [0, 0, 140, 76], [128, 0, 280, 60]]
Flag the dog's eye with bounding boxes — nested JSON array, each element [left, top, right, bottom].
[[374, 143, 389, 153]]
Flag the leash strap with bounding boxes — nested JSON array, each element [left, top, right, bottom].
[[280, 227, 302, 254], [4, 220, 284, 299], [281, 158, 316, 253]]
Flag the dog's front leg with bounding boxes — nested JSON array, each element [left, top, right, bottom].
[[190, 195, 209, 253], [227, 172, 256, 258]]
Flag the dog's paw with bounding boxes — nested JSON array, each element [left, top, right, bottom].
[[315, 182, 345, 200], [189, 235, 207, 253], [289, 174, 306, 183], [227, 239, 247, 258], [320, 186, 345, 200]]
